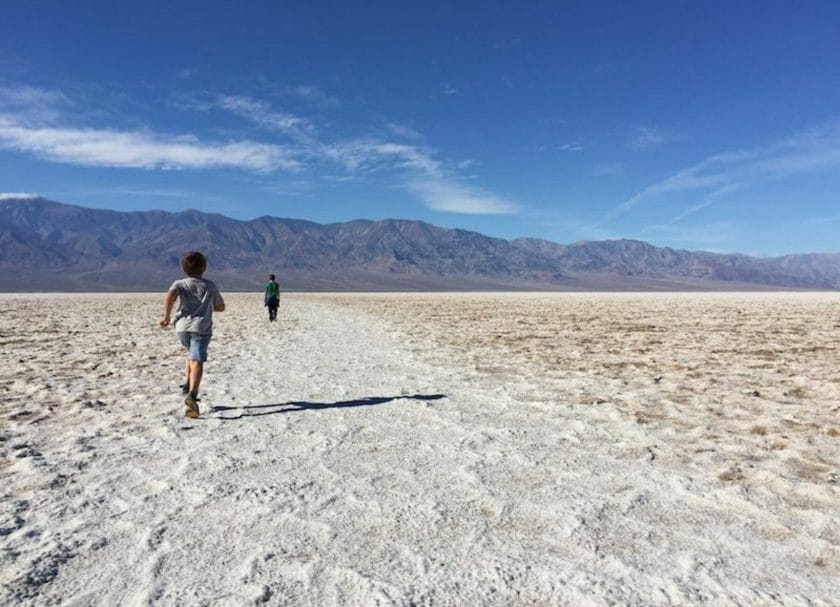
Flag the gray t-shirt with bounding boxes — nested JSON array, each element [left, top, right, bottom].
[[170, 277, 224, 334]]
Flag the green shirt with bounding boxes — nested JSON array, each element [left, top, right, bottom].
[[264, 281, 279, 300]]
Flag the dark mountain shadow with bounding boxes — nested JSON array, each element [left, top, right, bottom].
[[209, 393, 446, 420]]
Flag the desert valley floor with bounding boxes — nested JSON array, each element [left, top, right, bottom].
[[1, 292, 838, 605]]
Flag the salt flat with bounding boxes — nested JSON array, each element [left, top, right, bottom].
[[1, 292, 838, 606]]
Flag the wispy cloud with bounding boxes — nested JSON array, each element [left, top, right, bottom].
[[626, 126, 682, 151], [559, 141, 585, 152], [259, 83, 341, 109], [0, 82, 520, 215], [407, 179, 518, 215], [195, 94, 315, 141], [292, 85, 339, 108], [616, 119, 840, 217], [0, 192, 39, 200], [372, 143, 441, 174], [0, 84, 67, 108], [386, 122, 423, 140], [185, 90, 520, 214], [194, 95, 444, 175], [0, 116, 301, 172], [667, 184, 741, 224], [0, 84, 69, 124], [322, 139, 442, 175], [438, 84, 458, 97]]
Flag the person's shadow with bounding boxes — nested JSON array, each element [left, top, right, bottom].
[[209, 393, 446, 420]]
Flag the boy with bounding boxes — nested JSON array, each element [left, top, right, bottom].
[[264, 273, 279, 322], [159, 251, 225, 418]]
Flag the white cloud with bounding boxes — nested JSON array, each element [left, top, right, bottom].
[[212, 95, 315, 140], [322, 139, 441, 175], [0, 97, 442, 180], [0, 84, 70, 124], [438, 84, 458, 97], [373, 143, 441, 174], [559, 141, 585, 152], [408, 179, 519, 215], [0, 82, 519, 216], [618, 166, 731, 212], [0, 85, 67, 108], [386, 123, 423, 140], [668, 184, 741, 224], [617, 119, 840, 215], [292, 85, 339, 108], [0, 192, 39, 200], [0, 116, 301, 172], [626, 126, 683, 151]]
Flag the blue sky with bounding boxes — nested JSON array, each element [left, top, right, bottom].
[[1, 1, 839, 255]]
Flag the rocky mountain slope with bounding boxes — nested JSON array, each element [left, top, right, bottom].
[[1, 197, 838, 291]]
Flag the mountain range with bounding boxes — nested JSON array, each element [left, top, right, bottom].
[[1, 197, 838, 291]]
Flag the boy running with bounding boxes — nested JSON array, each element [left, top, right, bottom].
[[159, 251, 225, 418]]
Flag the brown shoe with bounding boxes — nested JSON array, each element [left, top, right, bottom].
[[184, 394, 200, 419]]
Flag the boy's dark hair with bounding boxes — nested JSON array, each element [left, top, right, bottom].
[[181, 251, 207, 277], [269, 274, 275, 280]]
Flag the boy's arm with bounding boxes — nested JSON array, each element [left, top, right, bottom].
[[213, 292, 225, 312], [159, 289, 177, 327]]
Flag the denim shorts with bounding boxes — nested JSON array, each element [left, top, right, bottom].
[[177, 332, 212, 362]]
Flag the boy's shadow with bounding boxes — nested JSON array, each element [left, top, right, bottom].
[[209, 393, 446, 420]]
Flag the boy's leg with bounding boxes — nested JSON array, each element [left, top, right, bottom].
[[182, 333, 210, 419], [176, 333, 192, 394], [182, 358, 191, 393], [184, 360, 203, 419], [188, 360, 204, 395]]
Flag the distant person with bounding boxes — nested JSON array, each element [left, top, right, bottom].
[[159, 251, 225, 419], [264, 274, 280, 322]]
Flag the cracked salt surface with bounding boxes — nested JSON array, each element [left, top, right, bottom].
[[0, 292, 837, 605]]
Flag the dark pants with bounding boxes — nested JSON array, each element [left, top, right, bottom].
[[266, 297, 279, 321]]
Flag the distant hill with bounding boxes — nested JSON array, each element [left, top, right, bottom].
[[1, 197, 838, 291]]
